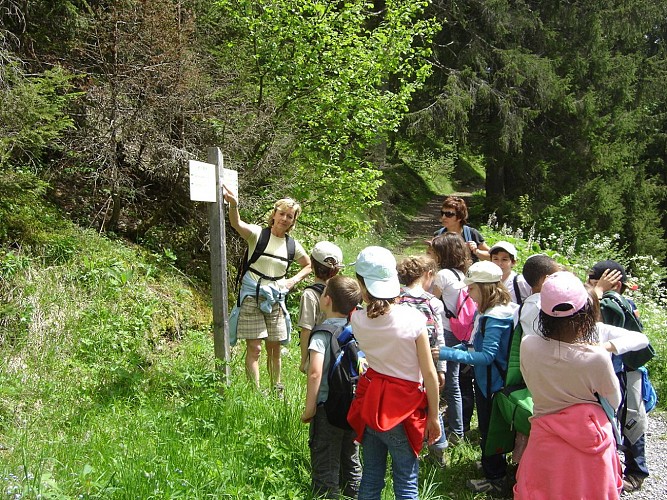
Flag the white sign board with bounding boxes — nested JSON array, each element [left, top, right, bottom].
[[222, 168, 239, 200], [189, 160, 216, 202]]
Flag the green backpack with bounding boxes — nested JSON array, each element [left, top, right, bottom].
[[600, 291, 655, 370], [485, 307, 534, 456]]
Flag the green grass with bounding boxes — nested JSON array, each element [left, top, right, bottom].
[[2, 174, 666, 498]]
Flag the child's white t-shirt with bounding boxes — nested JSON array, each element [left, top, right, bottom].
[[503, 271, 532, 305], [351, 304, 426, 383], [520, 293, 541, 337]]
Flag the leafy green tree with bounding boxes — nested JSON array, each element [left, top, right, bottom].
[[202, 0, 438, 238]]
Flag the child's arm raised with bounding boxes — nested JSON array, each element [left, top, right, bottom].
[[301, 350, 324, 423]]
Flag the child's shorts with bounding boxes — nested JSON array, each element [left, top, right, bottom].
[[236, 295, 288, 343]]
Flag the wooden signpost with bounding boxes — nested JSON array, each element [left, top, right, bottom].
[[188, 147, 236, 386]]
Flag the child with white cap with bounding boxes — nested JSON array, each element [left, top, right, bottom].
[[298, 241, 344, 373], [346, 246, 440, 500], [515, 271, 622, 499], [489, 240, 531, 305], [432, 260, 518, 495]]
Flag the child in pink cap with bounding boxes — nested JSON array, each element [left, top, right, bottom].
[[515, 271, 622, 499]]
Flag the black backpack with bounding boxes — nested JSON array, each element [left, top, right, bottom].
[[234, 227, 296, 304], [309, 323, 366, 430]]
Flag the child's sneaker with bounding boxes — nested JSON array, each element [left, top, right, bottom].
[[466, 477, 506, 496], [423, 448, 447, 468], [448, 433, 464, 446]]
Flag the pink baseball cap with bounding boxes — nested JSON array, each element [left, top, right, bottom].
[[540, 271, 588, 317]]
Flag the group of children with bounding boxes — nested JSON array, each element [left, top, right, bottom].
[[292, 236, 526, 498], [294, 239, 652, 499]]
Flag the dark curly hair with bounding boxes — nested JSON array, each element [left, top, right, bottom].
[[539, 300, 599, 344]]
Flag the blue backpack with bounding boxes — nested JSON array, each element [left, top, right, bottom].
[[309, 324, 367, 430]]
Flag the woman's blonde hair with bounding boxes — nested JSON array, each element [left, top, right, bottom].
[[474, 281, 511, 313], [356, 274, 395, 318], [266, 197, 302, 230]]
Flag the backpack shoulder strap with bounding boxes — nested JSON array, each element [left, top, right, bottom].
[[286, 234, 296, 266], [306, 283, 326, 295], [308, 323, 340, 343], [448, 268, 462, 281], [513, 275, 523, 306], [308, 323, 344, 363], [247, 227, 272, 269], [479, 315, 507, 398], [463, 225, 472, 242], [504, 304, 525, 387]]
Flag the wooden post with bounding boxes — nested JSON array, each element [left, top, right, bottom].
[[207, 147, 231, 385]]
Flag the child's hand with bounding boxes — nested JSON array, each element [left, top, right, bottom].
[[437, 371, 445, 389], [300, 408, 315, 423], [424, 415, 442, 445], [431, 347, 440, 362], [598, 269, 622, 292]]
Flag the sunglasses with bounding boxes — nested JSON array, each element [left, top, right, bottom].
[[440, 210, 457, 218]]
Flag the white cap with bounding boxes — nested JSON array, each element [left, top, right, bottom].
[[489, 241, 518, 260], [311, 241, 343, 268], [464, 261, 503, 285], [353, 246, 400, 299]]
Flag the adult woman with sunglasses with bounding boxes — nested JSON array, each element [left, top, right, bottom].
[[434, 196, 490, 262]]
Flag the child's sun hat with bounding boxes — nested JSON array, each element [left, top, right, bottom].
[[464, 261, 503, 285], [311, 241, 344, 268], [353, 246, 400, 299], [540, 271, 588, 317], [489, 241, 518, 260]]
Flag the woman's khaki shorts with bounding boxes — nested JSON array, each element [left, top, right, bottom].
[[236, 295, 288, 342]]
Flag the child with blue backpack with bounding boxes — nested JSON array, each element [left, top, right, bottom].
[[397, 255, 448, 467], [301, 275, 363, 499]]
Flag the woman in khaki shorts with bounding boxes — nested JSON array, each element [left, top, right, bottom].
[[224, 189, 312, 391]]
